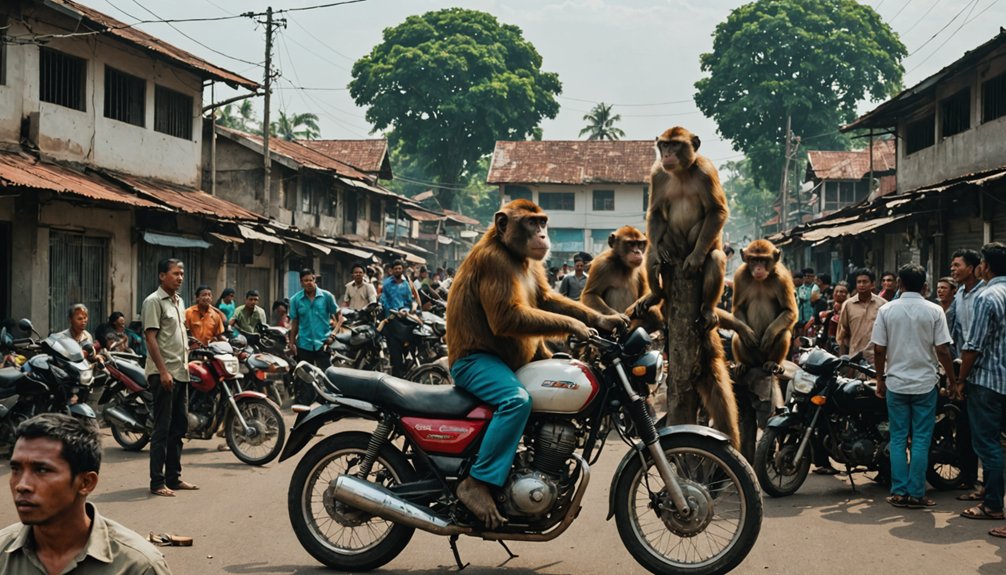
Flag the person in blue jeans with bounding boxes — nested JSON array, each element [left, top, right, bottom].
[[957, 242, 1006, 537], [872, 263, 956, 509]]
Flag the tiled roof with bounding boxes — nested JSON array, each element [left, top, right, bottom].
[[806, 140, 896, 181], [215, 126, 372, 181], [487, 140, 654, 185], [299, 140, 392, 179], [56, 0, 258, 90]]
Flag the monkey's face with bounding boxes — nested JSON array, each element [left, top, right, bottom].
[[748, 259, 770, 281], [657, 140, 688, 171], [623, 240, 646, 267], [522, 215, 551, 261]]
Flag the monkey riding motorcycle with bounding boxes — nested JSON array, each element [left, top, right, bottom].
[[280, 327, 762, 575]]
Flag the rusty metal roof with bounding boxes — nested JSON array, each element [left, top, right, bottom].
[[299, 140, 392, 180], [215, 126, 373, 182], [0, 151, 163, 209], [55, 0, 259, 90], [442, 210, 480, 226], [806, 140, 896, 181], [487, 140, 655, 185], [105, 172, 264, 221]]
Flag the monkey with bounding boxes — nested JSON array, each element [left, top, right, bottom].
[[581, 226, 662, 331], [446, 199, 626, 529]]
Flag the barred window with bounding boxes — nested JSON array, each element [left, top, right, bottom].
[[982, 71, 1006, 123], [154, 85, 193, 139], [104, 66, 145, 126], [39, 48, 86, 111], [539, 192, 574, 211], [905, 113, 935, 155], [940, 88, 971, 138], [592, 189, 615, 211]]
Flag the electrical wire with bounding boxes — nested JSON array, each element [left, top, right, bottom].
[[559, 95, 694, 107], [289, 18, 355, 63], [886, 0, 913, 23], [906, 0, 980, 57], [902, 0, 943, 37], [276, 0, 369, 14], [906, 0, 998, 74]]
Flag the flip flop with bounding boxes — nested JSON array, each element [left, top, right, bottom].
[[904, 496, 937, 509], [150, 487, 175, 497], [961, 504, 1005, 520], [167, 481, 199, 491], [148, 532, 193, 547], [886, 495, 909, 508], [957, 490, 984, 501], [989, 526, 1006, 539]]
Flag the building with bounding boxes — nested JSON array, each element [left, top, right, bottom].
[[486, 140, 653, 265]]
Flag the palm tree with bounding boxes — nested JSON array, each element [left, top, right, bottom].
[[216, 99, 259, 133], [271, 111, 321, 141], [578, 102, 625, 141]]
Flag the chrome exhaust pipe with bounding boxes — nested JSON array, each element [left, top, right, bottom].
[[102, 406, 144, 431], [331, 475, 470, 536]]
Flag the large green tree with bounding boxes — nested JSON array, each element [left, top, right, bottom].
[[349, 8, 562, 209], [579, 102, 625, 140], [695, 0, 905, 194]]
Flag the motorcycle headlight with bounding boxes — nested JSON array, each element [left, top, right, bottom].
[[78, 367, 94, 387], [221, 356, 240, 376], [791, 369, 816, 395]]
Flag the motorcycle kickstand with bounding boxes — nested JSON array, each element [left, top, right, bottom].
[[449, 534, 469, 571], [845, 465, 857, 492], [497, 540, 519, 563]]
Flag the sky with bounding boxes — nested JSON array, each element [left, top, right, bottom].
[[83, 0, 1006, 170]]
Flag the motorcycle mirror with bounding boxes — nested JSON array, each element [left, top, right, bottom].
[[798, 336, 813, 348], [17, 318, 34, 335]]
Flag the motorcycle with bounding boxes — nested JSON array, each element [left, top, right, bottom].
[[94, 347, 153, 451], [231, 333, 290, 408], [280, 327, 763, 575], [331, 302, 388, 372], [754, 347, 961, 497]]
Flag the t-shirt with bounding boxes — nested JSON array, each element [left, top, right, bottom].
[[184, 305, 225, 345], [289, 287, 340, 352], [232, 304, 267, 334]]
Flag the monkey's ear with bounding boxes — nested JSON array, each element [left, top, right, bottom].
[[493, 211, 509, 234], [773, 247, 781, 262], [740, 248, 747, 263], [691, 135, 701, 152], [608, 233, 617, 248]]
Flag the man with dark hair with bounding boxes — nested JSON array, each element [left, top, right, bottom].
[[1, 413, 172, 573], [796, 267, 819, 328], [838, 268, 886, 363], [872, 264, 956, 509], [958, 243, 1006, 535], [289, 268, 341, 403], [558, 257, 588, 301], [949, 248, 983, 497], [230, 290, 267, 334], [379, 260, 416, 377], [343, 262, 377, 311], [878, 271, 897, 301], [184, 285, 225, 346], [142, 258, 197, 497]]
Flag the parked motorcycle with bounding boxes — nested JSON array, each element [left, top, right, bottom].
[[331, 302, 388, 372], [231, 333, 290, 407], [281, 327, 762, 575], [754, 347, 960, 497], [94, 347, 153, 451]]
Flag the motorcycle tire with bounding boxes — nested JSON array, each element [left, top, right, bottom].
[[224, 398, 286, 466], [288, 432, 416, 571], [405, 363, 452, 385], [110, 425, 150, 452], [754, 427, 811, 497], [614, 433, 763, 575], [927, 417, 963, 491]]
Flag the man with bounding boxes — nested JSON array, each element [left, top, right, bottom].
[[872, 264, 956, 509], [58, 304, 93, 347], [440, 267, 455, 291], [142, 258, 197, 497], [958, 243, 1006, 536], [796, 268, 819, 328], [289, 269, 341, 404], [230, 290, 267, 334], [950, 248, 983, 496], [412, 266, 430, 291], [184, 285, 225, 346], [837, 268, 886, 363], [342, 263, 377, 311], [558, 258, 588, 301], [379, 260, 417, 377], [877, 271, 897, 300], [1, 414, 172, 574]]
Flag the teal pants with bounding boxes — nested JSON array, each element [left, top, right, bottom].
[[451, 353, 531, 487]]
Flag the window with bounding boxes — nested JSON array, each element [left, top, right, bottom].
[[154, 85, 193, 139], [548, 228, 584, 252], [905, 113, 935, 155], [50, 232, 108, 334], [539, 192, 575, 211], [370, 197, 382, 223], [940, 88, 971, 138], [982, 71, 1006, 123], [506, 185, 532, 202], [344, 190, 359, 222], [104, 66, 145, 126], [39, 48, 86, 111], [592, 190, 615, 211]]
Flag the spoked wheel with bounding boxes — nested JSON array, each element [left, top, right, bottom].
[[289, 432, 416, 571], [110, 425, 150, 451], [225, 398, 286, 465], [614, 433, 763, 575], [754, 427, 811, 497], [927, 414, 962, 491], [405, 363, 452, 385]]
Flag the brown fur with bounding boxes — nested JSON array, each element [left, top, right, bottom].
[[581, 226, 661, 331]]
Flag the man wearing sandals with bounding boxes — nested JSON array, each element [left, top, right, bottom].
[[872, 264, 957, 510], [957, 243, 1006, 534], [0, 414, 173, 573]]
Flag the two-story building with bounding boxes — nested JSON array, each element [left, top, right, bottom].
[[486, 140, 653, 265]]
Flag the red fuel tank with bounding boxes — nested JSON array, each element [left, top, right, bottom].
[[188, 361, 216, 393], [401, 406, 492, 456]]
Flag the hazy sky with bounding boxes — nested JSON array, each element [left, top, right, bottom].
[[84, 0, 1006, 168]]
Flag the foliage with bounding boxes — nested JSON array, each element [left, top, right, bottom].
[[216, 99, 259, 133], [694, 0, 905, 193], [721, 158, 775, 236], [349, 8, 561, 210], [579, 102, 625, 140], [271, 111, 321, 141]]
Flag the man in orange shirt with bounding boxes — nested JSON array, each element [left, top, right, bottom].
[[184, 285, 225, 346]]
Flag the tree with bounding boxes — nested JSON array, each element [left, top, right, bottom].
[[579, 102, 625, 140], [272, 111, 321, 141], [694, 0, 905, 194], [216, 99, 259, 133], [720, 158, 775, 237], [349, 8, 561, 210]]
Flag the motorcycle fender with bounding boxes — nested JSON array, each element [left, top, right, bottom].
[[232, 390, 268, 402], [97, 386, 116, 405], [765, 410, 803, 430], [278, 403, 377, 463], [606, 424, 730, 521], [69, 403, 96, 419]]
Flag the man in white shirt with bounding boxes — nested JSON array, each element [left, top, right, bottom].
[[872, 263, 957, 509], [342, 263, 377, 310]]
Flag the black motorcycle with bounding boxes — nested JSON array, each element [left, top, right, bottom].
[[331, 302, 388, 372], [754, 347, 960, 497]]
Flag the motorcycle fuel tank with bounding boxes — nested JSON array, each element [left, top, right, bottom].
[[515, 359, 601, 414], [831, 379, 886, 415], [188, 362, 216, 393]]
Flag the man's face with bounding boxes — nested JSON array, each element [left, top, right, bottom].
[[70, 310, 88, 333], [976, 261, 990, 281], [245, 295, 260, 308], [197, 290, 213, 307], [855, 274, 875, 295], [392, 265, 404, 279], [300, 274, 317, 293], [936, 282, 955, 302], [950, 257, 974, 283], [574, 261, 584, 274], [10, 438, 94, 526], [159, 263, 184, 292], [112, 316, 126, 331], [803, 273, 815, 286], [834, 285, 849, 304], [881, 275, 895, 291], [352, 268, 364, 283]]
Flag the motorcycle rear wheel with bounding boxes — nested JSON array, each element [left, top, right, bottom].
[[614, 433, 763, 575], [754, 427, 811, 497], [289, 432, 416, 571], [927, 416, 962, 491], [225, 398, 286, 465], [110, 425, 150, 451], [406, 363, 451, 385]]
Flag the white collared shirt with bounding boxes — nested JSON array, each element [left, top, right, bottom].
[[871, 292, 952, 395]]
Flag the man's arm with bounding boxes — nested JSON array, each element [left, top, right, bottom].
[[288, 319, 299, 356], [367, 283, 377, 304], [837, 301, 850, 354], [145, 329, 173, 390], [873, 344, 887, 398], [936, 343, 957, 393]]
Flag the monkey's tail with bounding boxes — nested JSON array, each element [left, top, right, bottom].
[[700, 329, 741, 449]]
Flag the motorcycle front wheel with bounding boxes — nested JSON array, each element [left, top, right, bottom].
[[927, 413, 962, 490], [110, 424, 150, 451], [405, 363, 452, 385], [224, 398, 286, 465], [289, 432, 416, 571], [614, 433, 763, 575], [754, 427, 812, 497]]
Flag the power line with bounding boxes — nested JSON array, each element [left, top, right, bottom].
[[289, 18, 356, 63], [559, 95, 694, 107], [887, 0, 913, 23], [906, 0, 998, 74], [276, 0, 369, 14], [902, 0, 943, 37], [276, 86, 349, 91], [906, 0, 980, 57]]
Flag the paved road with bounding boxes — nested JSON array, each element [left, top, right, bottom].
[[1, 418, 1004, 574]]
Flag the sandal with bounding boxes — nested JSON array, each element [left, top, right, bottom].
[[150, 487, 175, 497], [813, 466, 840, 476], [904, 496, 937, 509], [957, 490, 984, 501], [989, 526, 1006, 539], [961, 504, 1005, 520], [886, 494, 909, 508], [167, 481, 199, 491], [148, 532, 193, 547]]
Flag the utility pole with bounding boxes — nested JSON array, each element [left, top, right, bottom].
[[256, 7, 285, 211], [779, 115, 792, 232]]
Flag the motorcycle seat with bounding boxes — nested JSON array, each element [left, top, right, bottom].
[[335, 332, 352, 345], [325, 367, 479, 417], [0, 366, 22, 394]]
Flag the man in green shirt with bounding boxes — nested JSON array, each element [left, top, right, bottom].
[[230, 289, 268, 334]]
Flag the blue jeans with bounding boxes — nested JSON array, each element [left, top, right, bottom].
[[967, 384, 1006, 512], [886, 388, 937, 498], [451, 353, 531, 487]]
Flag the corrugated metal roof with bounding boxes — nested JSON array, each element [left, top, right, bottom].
[[806, 140, 896, 181], [0, 151, 163, 209], [215, 126, 372, 181], [56, 0, 259, 90], [487, 140, 655, 185], [403, 208, 443, 222], [107, 172, 264, 221], [299, 140, 392, 179]]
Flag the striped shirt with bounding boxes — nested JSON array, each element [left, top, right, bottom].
[[952, 279, 984, 352], [962, 276, 1006, 394]]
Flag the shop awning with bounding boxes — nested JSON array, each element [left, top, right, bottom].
[[142, 230, 211, 249], [403, 208, 443, 222], [801, 215, 908, 246], [284, 236, 332, 255], [238, 224, 284, 245], [207, 232, 244, 244]]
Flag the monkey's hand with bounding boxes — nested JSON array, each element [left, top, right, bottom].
[[682, 250, 706, 275], [597, 313, 629, 334], [569, 320, 595, 341], [631, 294, 661, 319]]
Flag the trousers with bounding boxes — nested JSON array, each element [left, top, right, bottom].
[[451, 353, 532, 487], [149, 375, 189, 490], [886, 387, 937, 498]]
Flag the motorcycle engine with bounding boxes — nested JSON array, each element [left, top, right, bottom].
[[186, 392, 212, 432], [831, 421, 881, 467], [501, 422, 577, 518]]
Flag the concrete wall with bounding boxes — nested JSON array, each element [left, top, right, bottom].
[[204, 136, 297, 224]]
